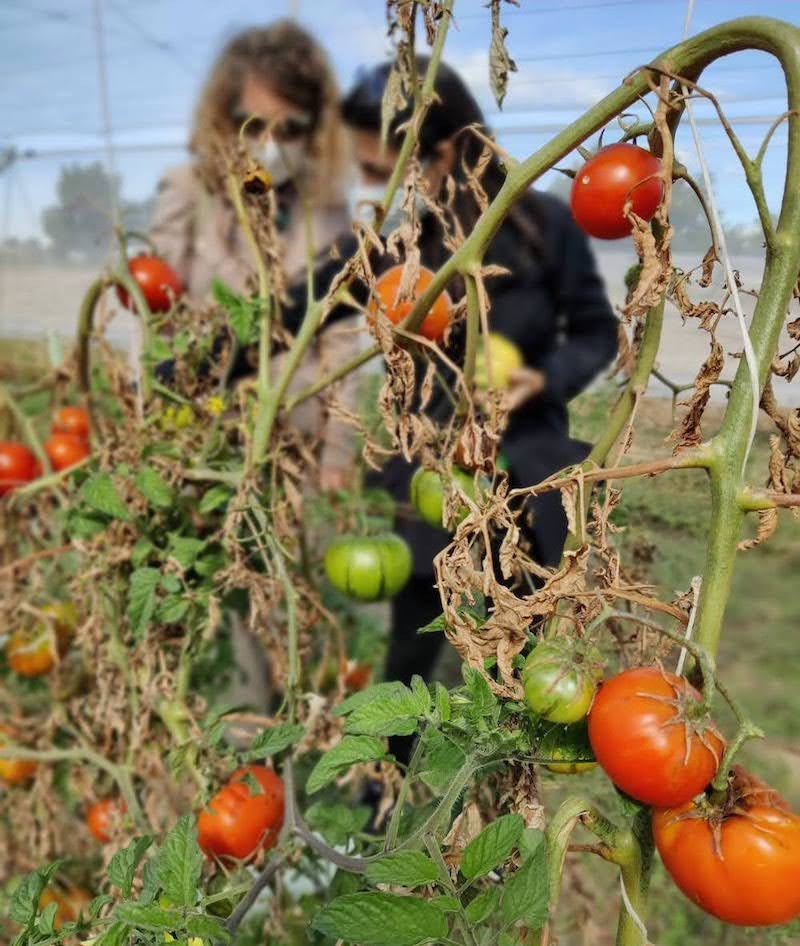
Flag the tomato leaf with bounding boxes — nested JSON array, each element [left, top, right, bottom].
[[461, 665, 498, 722], [461, 814, 524, 880], [312, 892, 449, 946], [365, 851, 441, 889], [135, 466, 174, 509], [168, 535, 206, 570], [108, 836, 154, 897], [465, 886, 501, 925], [79, 472, 131, 521], [114, 902, 183, 931], [416, 728, 465, 792], [92, 921, 129, 946], [489, 0, 518, 108], [186, 914, 231, 941], [9, 862, 62, 924], [500, 830, 548, 928], [198, 483, 233, 514], [153, 815, 203, 907], [306, 735, 386, 794], [244, 722, 305, 761], [212, 278, 261, 345], [336, 681, 429, 737], [304, 802, 372, 846], [156, 595, 190, 624], [126, 567, 161, 637]]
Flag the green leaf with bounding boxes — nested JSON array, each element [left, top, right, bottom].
[[461, 814, 524, 881], [90, 894, 114, 918], [67, 511, 108, 538], [305, 802, 371, 846], [417, 729, 465, 793], [365, 851, 440, 889], [135, 466, 174, 508], [306, 735, 386, 794], [80, 472, 130, 520], [186, 914, 231, 941], [38, 901, 58, 934], [337, 682, 429, 737], [93, 921, 129, 946], [131, 538, 155, 567], [168, 535, 206, 569], [312, 892, 449, 946], [212, 278, 261, 345], [500, 833, 548, 928], [434, 682, 451, 723], [410, 675, 432, 715], [198, 484, 234, 514], [461, 665, 498, 721], [114, 902, 182, 931], [154, 815, 203, 908], [156, 595, 190, 624], [127, 567, 161, 636], [465, 886, 500, 925], [244, 722, 305, 761], [160, 573, 182, 593], [9, 863, 61, 924], [108, 836, 154, 897], [428, 895, 460, 913]]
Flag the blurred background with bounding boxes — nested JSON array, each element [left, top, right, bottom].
[[0, 0, 797, 400]]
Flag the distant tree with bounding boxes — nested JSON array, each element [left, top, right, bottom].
[[41, 162, 155, 262]]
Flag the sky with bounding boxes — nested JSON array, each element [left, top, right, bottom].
[[0, 0, 798, 242]]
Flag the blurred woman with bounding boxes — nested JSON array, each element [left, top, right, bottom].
[[340, 60, 619, 760]]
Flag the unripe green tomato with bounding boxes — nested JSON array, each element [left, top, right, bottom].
[[324, 533, 412, 602], [538, 720, 597, 774], [410, 466, 479, 530], [522, 640, 602, 724]]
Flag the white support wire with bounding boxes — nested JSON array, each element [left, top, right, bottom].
[[680, 0, 762, 474]]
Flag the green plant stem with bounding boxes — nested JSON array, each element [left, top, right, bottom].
[[0, 744, 145, 829], [266, 533, 301, 723], [157, 700, 206, 793], [614, 811, 653, 946], [424, 834, 481, 946], [460, 273, 480, 413]]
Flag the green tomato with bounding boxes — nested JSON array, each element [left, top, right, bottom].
[[324, 533, 412, 602], [474, 333, 524, 389], [410, 466, 478, 530], [538, 720, 597, 774], [522, 640, 602, 724]]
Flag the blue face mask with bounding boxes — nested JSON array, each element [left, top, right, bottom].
[[347, 180, 429, 236]]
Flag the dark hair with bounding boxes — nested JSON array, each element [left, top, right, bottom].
[[341, 57, 543, 260]]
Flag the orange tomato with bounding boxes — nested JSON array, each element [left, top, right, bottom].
[[44, 433, 90, 472], [369, 264, 451, 342], [0, 727, 37, 785], [86, 797, 127, 843], [7, 602, 76, 677], [39, 885, 92, 929], [52, 406, 90, 441], [197, 765, 284, 861]]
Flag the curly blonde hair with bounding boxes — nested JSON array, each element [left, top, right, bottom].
[[190, 20, 348, 207]]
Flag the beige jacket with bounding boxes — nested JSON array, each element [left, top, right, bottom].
[[149, 163, 362, 472]]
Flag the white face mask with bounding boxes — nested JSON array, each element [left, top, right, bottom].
[[249, 138, 306, 187], [348, 180, 429, 236]]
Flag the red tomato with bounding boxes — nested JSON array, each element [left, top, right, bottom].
[[653, 771, 800, 926], [570, 143, 663, 239], [344, 662, 372, 692], [587, 667, 724, 807], [0, 727, 37, 785], [87, 798, 127, 843], [197, 765, 285, 861], [0, 441, 39, 496], [369, 265, 452, 342], [117, 254, 184, 313], [44, 433, 90, 472], [52, 406, 90, 441]]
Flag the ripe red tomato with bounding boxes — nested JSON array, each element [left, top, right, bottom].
[[653, 772, 800, 926], [87, 798, 127, 843], [197, 765, 285, 861], [0, 727, 37, 785], [0, 441, 39, 496], [7, 601, 77, 677], [44, 433, 90, 472], [117, 254, 184, 313], [587, 667, 724, 807], [344, 662, 372, 692], [570, 143, 663, 239], [52, 406, 90, 441], [369, 264, 452, 342]]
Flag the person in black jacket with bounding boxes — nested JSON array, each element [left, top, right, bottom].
[[338, 61, 619, 761]]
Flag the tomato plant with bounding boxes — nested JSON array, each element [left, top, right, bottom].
[[117, 254, 184, 313], [588, 667, 725, 807], [324, 533, 412, 601], [652, 770, 800, 926], [538, 720, 597, 774], [368, 264, 452, 342], [410, 466, 478, 529], [43, 433, 90, 471], [51, 406, 90, 441], [197, 765, 285, 862], [570, 143, 663, 239], [522, 639, 602, 724], [86, 798, 127, 843], [0, 441, 39, 496]]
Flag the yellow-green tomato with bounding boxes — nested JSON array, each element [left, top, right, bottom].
[[539, 720, 597, 774], [522, 640, 602, 724], [410, 467, 478, 530], [324, 533, 412, 602], [474, 333, 524, 389]]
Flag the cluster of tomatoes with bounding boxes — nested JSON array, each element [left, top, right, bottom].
[[522, 642, 800, 927], [0, 406, 91, 498]]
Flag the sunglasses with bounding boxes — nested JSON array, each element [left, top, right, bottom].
[[231, 111, 313, 142]]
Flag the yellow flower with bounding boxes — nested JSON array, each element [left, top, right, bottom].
[[206, 396, 225, 417]]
